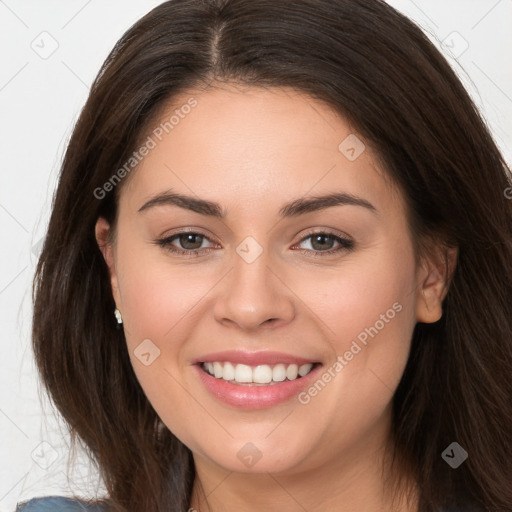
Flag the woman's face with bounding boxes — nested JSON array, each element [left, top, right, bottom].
[[97, 85, 444, 478]]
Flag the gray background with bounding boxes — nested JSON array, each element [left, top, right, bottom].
[[1, 1, 511, 510]]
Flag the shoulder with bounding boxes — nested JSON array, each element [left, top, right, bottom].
[[15, 496, 107, 511]]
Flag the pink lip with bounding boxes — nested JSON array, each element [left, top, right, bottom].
[[193, 362, 323, 410], [192, 349, 318, 366]]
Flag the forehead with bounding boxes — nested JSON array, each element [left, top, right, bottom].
[[121, 84, 400, 215]]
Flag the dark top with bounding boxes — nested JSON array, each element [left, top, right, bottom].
[[15, 497, 107, 511], [15, 496, 470, 511]]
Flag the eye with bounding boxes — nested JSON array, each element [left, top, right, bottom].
[[293, 231, 354, 256], [155, 229, 354, 258], [155, 231, 217, 257]]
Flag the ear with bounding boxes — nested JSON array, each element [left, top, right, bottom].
[[95, 217, 121, 307], [415, 246, 458, 323]]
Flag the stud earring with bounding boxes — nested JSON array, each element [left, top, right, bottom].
[[114, 308, 123, 324]]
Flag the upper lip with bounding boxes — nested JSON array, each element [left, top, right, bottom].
[[192, 350, 320, 366]]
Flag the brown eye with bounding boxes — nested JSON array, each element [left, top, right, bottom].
[[309, 233, 336, 251], [155, 231, 217, 256], [295, 231, 354, 254], [174, 233, 205, 250]]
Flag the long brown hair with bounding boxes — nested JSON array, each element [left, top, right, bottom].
[[32, 0, 512, 511]]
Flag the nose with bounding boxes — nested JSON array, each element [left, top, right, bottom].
[[213, 248, 296, 331]]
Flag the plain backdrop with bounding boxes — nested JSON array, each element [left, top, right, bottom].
[[0, 1, 511, 510]]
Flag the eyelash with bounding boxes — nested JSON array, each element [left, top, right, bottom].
[[155, 229, 354, 258]]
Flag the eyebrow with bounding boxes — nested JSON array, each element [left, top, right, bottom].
[[138, 189, 378, 218]]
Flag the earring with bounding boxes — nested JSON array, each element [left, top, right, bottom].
[[114, 308, 123, 324]]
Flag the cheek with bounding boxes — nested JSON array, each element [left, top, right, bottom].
[[113, 239, 232, 435], [294, 245, 416, 360], [293, 239, 418, 427], [115, 253, 209, 443], [113, 238, 200, 390], [287, 247, 417, 459], [115, 231, 213, 347]]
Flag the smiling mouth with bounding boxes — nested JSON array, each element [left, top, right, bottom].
[[199, 361, 321, 385]]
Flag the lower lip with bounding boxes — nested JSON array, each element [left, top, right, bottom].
[[194, 363, 323, 409]]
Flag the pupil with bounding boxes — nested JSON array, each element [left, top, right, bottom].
[[181, 234, 202, 249], [312, 234, 333, 251]]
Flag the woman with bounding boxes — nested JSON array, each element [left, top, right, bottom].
[[19, 0, 512, 511]]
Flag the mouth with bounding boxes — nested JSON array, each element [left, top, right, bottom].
[[193, 354, 324, 409], [199, 361, 320, 386]]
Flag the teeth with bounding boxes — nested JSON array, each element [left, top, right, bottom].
[[298, 363, 312, 377], [213, 362, 223, 378], [253, 365, 272, 383], [202, 361, 315, 384], [273, 363, 286, 382], [234, 364, 253, 383], [223, 362, 235, 381], [286, 364, 298, 380]]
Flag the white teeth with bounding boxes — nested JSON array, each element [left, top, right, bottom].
[[298, 363, 313, 377], [213, 362, 223, 378], [272, 364, 286, 382], [202, 361, 316, 383], [234, 363, 253, 383], [223, 362, 235, 381], [253, 365, 273, 383], [286, 364, 298, 380]]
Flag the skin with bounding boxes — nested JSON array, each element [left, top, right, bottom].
[[96, 84, 454, 512]]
